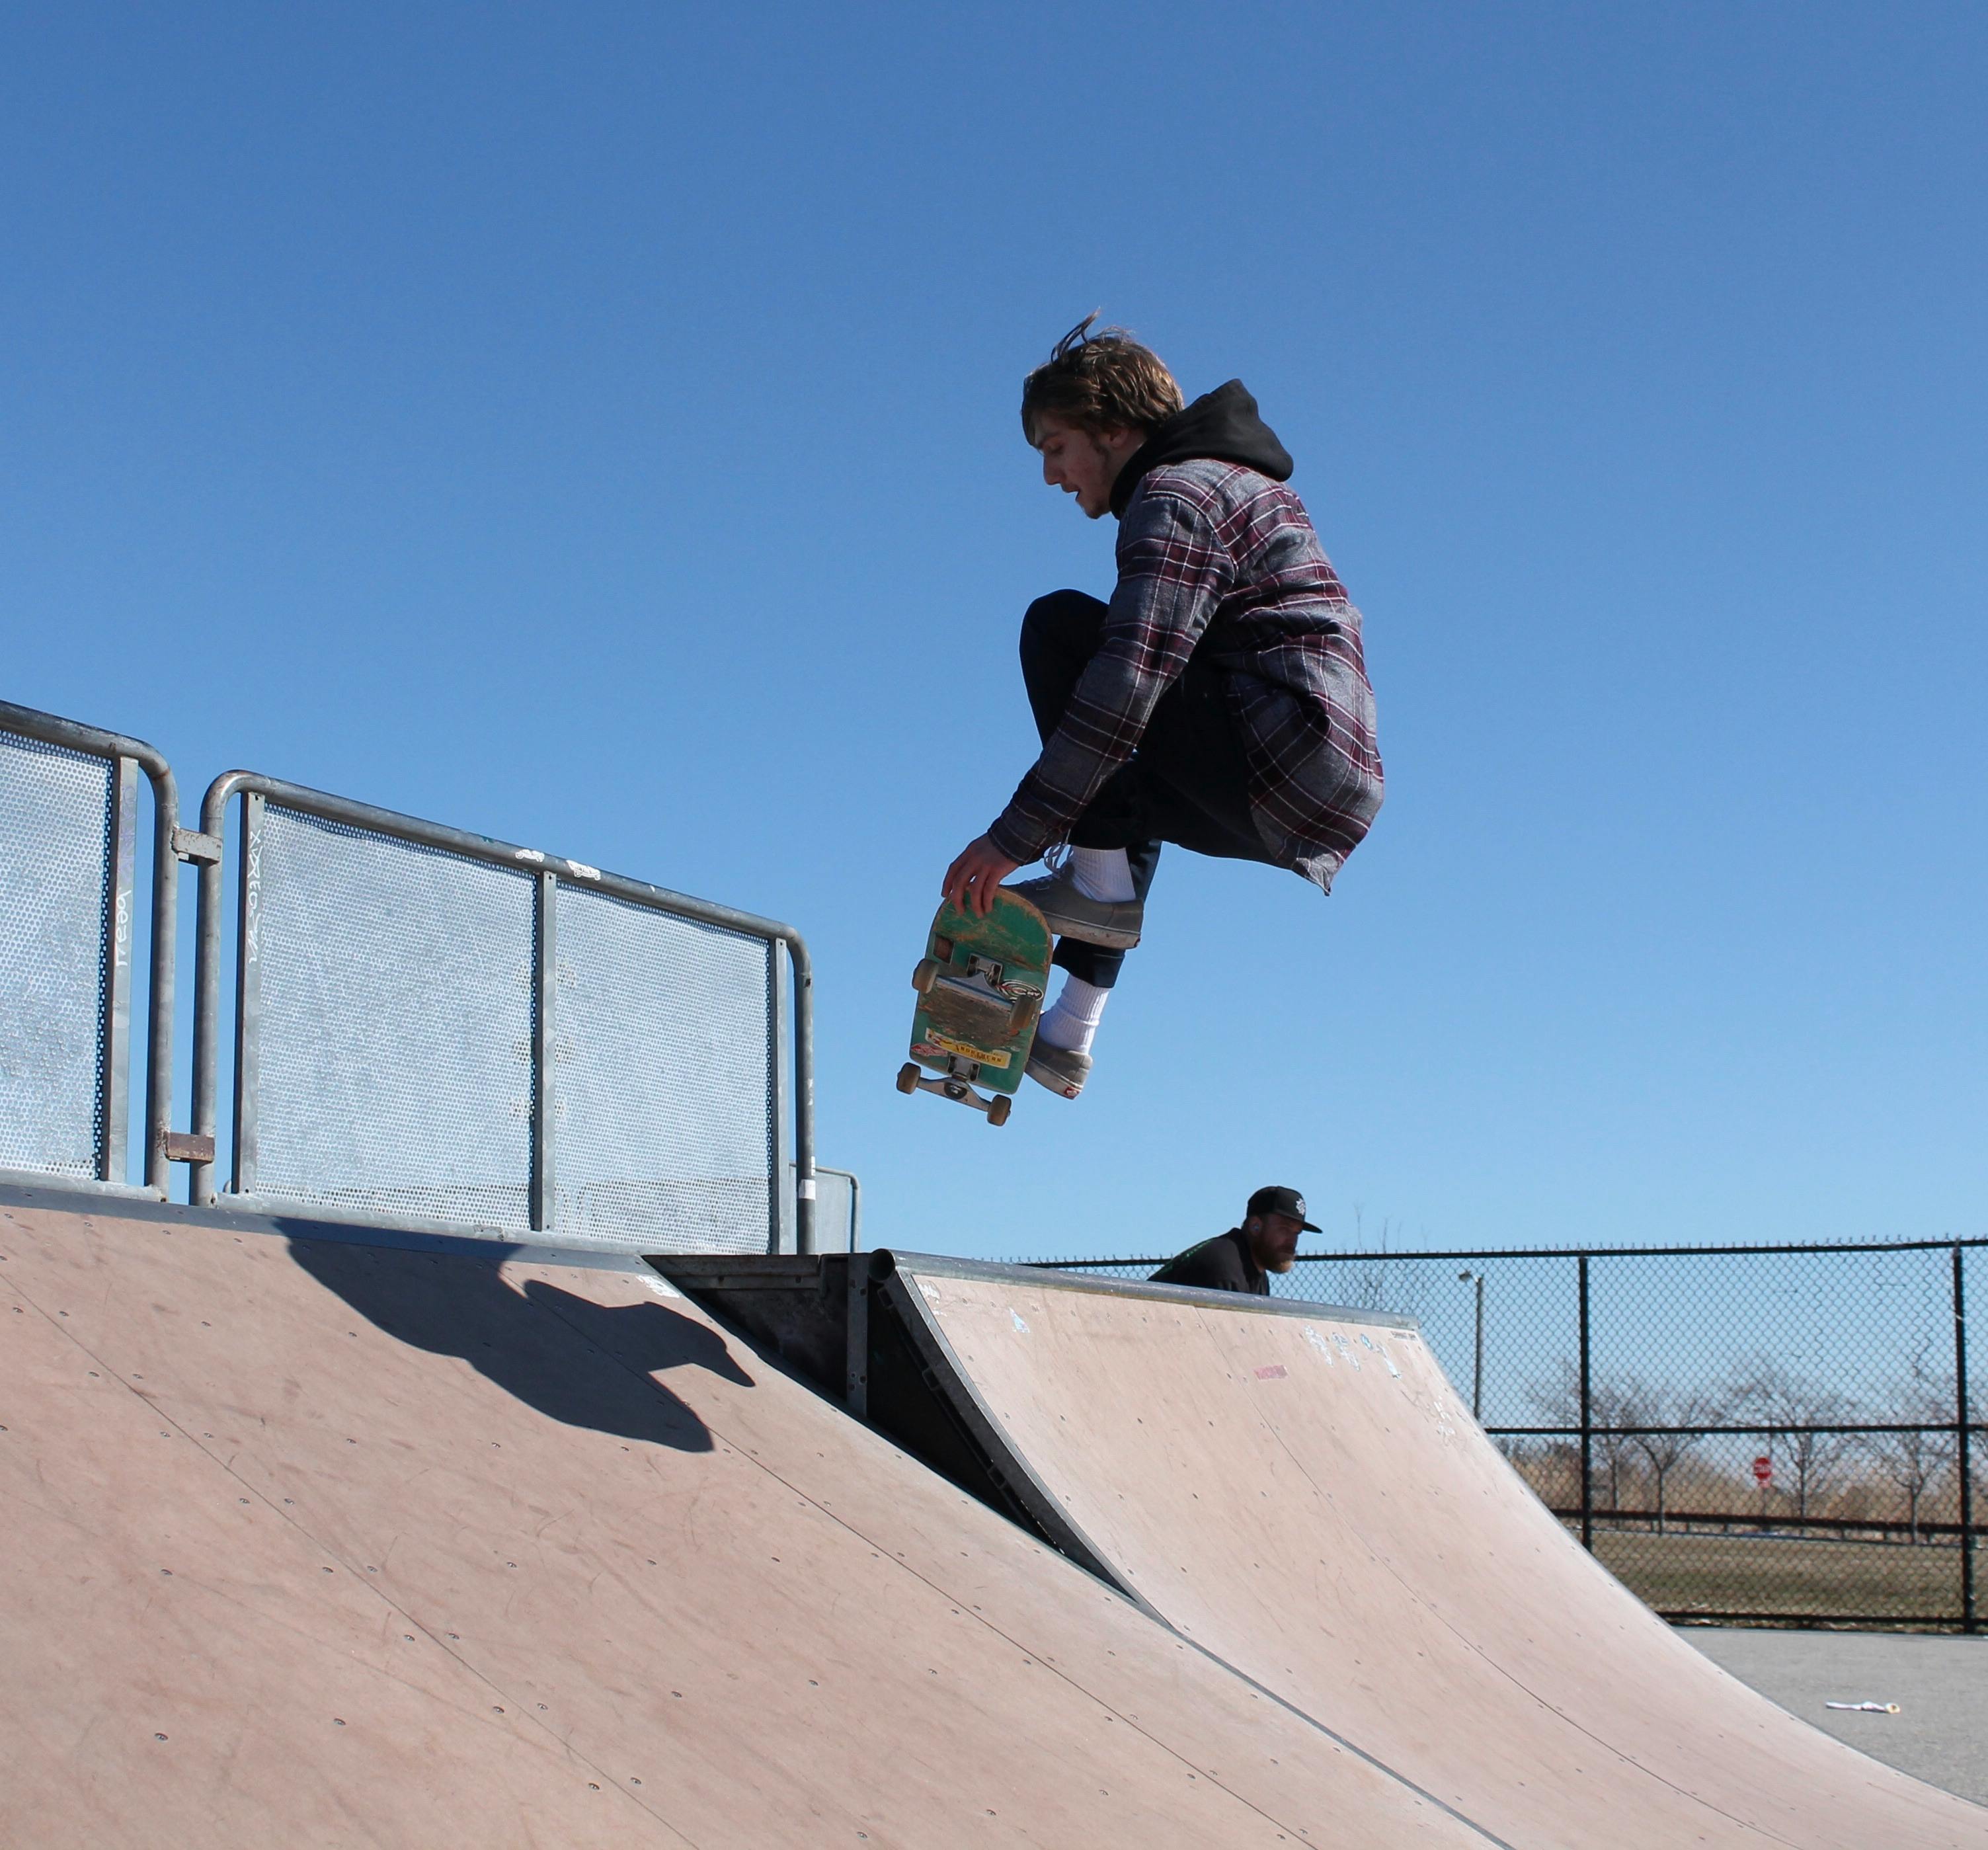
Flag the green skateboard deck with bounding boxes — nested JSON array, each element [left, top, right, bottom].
[[896, 891, 1053, 1126]]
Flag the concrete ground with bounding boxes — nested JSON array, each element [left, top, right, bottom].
[[1685, 1627, 1988, 1808]]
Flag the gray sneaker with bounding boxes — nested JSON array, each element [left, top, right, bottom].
[[1026, 1037, 1093, 1100], [1002, 862, 1143, 949]]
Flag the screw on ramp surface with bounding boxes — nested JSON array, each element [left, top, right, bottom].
[[886, 1260, 1988, 1850], [0, 1191, 1495, 1850]]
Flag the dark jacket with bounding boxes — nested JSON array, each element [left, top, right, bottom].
[[1107, 379, 1294, 516], [988, 381, 1384, 893], [1147, 1227, 1269, 1296]]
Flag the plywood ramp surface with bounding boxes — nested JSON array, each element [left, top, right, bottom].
[[0, 1195, 1488, 1849], [900, 1267, 1988, 1850]]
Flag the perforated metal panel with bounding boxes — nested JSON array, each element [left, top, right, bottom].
[[0, 731, 112, 1176], [553, 883, 777, 1252], [249, 805, 536, 1230]]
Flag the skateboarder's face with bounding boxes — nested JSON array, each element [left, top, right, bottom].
[[1245, 1212, 1306, 1275], [1033, 415, 1145, 520]]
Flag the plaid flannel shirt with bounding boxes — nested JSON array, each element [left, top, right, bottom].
[[988, 460, 1383, 891]]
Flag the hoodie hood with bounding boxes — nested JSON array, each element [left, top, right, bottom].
[[1109, 380, 1293, 518]]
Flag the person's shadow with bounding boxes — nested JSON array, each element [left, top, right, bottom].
[[282, 1226, 754, 1454]]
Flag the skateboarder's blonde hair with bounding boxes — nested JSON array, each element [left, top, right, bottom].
[[1021, 313, 1183, 444]]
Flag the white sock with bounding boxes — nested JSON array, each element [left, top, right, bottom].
[[1066, 846, 1136, 903], [1037, 972, 1110, 1054]]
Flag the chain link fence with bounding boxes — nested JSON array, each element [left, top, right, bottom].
[[1035, 1239, 1984, 1631]]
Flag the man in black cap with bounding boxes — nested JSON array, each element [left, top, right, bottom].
[[1147, 1186, 1320, 1296]]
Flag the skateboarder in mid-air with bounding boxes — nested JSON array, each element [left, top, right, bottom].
[[942, 317, 1384, 1098]]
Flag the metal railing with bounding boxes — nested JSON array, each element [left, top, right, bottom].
[[1, 701, 836, 1256], [0, 701, 180, 1196], [190, 770, 820, 1254], [803, 1164, 863, 1252], [1036, 1237, 1985, 1630]]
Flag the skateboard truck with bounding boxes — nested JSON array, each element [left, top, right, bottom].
[[896, 1056, 1013, 1127]]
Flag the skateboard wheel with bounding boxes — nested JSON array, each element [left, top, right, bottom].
[[1007, 994, 1041, 1035], [987, 1095, 1012, 1127], [911, 957, 940, 995], [895, 1062, 921, 1095]]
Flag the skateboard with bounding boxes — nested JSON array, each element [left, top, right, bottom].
[[896, 891, 1052, 1126]]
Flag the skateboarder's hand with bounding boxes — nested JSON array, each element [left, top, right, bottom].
[[943, 836, 1021, 917]]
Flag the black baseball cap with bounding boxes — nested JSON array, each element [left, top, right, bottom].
[[1247, 1185, 1320, 1232]]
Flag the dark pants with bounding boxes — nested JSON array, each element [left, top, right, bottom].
[[1021, 590, 1268, 988]]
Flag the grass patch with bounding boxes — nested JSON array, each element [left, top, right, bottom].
[[1578, 1524, 1973, 1625]]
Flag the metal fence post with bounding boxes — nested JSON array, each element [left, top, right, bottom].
[[1472, 1271, 1485, 1420], [1579, 1252, 1595, 1553], [530, 870, 557, 1234], [770, 941, 793, 1254], [787, 932, 816, 1257], [230, 794, 264, 1194], [99, 756, 139, 1184], [141, 760, 180, 1196], [1957, 1242, 1976, 1634], [189, 788, 228, 1207]]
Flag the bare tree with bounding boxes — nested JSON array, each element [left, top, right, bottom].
[[1591, 1373, 1643, 1513], [1334, 1208, 1430, 1321], [1525, 1364, 1718, 1531], [1724, 1355, 1859, 1520], [1861, 1339, 1957, 1543], [1529, 1362, 1639, 1513], [1622, 1379, 1716, 1534]]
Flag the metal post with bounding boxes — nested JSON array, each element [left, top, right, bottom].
[[787, 932, 816, 1258], [770, 942, 793, 1254], [142, 763, 179, 1197], [230, 794, 264, 1195], [1473, 1271, 1486, 1422], [1458, 1269, 1485, 1420], [530, 871, 557, 1233], [99, 757, 139, 1183], [1956, 1242, 1975, 1634], [1578, 1254, 1594, 1552], [188, 795, 224, 1205]]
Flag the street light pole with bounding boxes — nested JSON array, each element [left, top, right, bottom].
[[1458, 1270, 1486, 1420]]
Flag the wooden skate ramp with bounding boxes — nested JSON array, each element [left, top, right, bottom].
[[0, 1188, 1496, 1850], [883, 1256, 1988, 1850]]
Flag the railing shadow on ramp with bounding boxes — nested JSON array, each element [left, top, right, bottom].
[[280, 1224, 754, 1454]]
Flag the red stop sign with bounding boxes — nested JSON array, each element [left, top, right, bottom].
[[1752, 1455, 1773, 1486]]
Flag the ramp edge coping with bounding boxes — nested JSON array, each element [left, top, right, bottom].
[[0, 1177, 665, 1277], [872, 1249, 1420, 1332]]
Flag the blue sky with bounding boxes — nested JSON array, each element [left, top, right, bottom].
[[5, 4, 1986, 1260]]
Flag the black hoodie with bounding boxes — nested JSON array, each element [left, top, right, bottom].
[[1108, 380, 1294, 519]]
